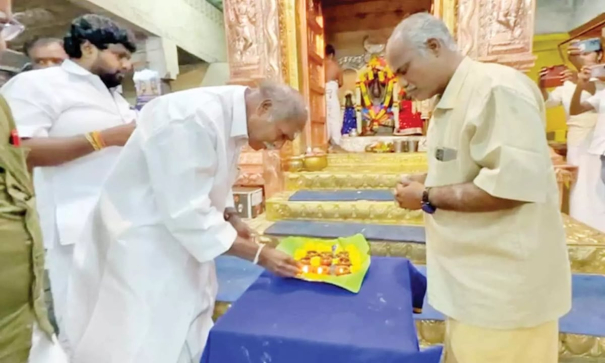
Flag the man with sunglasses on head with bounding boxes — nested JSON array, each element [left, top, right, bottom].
[[0, 0, 67, 362], [1, 14, 137, 349]]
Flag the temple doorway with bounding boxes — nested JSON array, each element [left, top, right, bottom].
[[300, 0, 434, 151]]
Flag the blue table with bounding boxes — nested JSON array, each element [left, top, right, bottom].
[[202, 257, 441, 363]]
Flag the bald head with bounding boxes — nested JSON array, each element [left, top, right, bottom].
[[386, 13, 463, 101], [245, 82, 308, 151]]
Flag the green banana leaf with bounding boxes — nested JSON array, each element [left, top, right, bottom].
[[276, 233, 371, 293]]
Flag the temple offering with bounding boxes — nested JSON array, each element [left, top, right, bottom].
[[276, 234, 371, 293]]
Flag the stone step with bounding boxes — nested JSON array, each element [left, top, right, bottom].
[[265, 191, 424, 225], [325, 152, 427, 171], [246, 215, 605, 275], [212, 256, 605, 362], [284, 153, 427, 191], [285, 171, 400, 191]]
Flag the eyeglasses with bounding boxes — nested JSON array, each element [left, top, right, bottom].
[[0, 18, 25, 42]]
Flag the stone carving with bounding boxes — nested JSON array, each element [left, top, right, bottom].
[[261, 0, 281, 80], [227, 0, 259, 65], [277, 0, 290, 83], [338, 55, 367, 71], [457, 0, 536, 72]]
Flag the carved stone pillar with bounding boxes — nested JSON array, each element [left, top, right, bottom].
[[223, 0, 285, 198], [224, 0, 282, 84], [457, 0, 537, 72]]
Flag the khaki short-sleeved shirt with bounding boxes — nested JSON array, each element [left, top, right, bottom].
[[424, 57, 572, 330]]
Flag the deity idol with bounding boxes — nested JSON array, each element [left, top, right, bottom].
[[357, 56, 396, 135]]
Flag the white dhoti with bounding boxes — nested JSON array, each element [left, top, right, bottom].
[[568, 134, 605, 233], [28, 323, 68, 363], [325, 80, 342, 145], [46, 243, 75, 350]]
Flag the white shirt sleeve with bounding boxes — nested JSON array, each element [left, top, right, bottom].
[[0, 73, 57, 138], [225, 189, 235, 209], [141, 115, 237, 263], [586, 90, 603, 112], [470, 85, 552, 204], [544, 86, 563, 108]]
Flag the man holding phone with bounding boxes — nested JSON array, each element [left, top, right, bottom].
[[569, 39, 605, 233], [540, 39, 604, 232]]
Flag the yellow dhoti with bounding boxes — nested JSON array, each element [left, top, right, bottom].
[[441, 318, 558, 363]]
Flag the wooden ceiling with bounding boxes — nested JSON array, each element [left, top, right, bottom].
[[322, 0, 432, 34]]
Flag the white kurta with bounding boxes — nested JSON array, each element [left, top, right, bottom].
[[65, 86, 247, 363], [0, 60, 137, 338], [545, 81, 605, 232]]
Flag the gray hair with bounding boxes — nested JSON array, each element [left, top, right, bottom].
[[390, 13, 457, 55], [258, 82, 308, 125]]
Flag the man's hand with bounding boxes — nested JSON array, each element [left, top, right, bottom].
[[229, 215, 255, 239], [578, 65, 593, 85], [560, 68, 577, 83], [567, 44, 581, 58], [400, 173, 427, 185], [258, 247, 300, 277], [101, 122, 136, 147], [394, 180, 424, 210]]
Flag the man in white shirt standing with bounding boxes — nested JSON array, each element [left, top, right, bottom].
[[1, 14, 137, 344], [569, 62, 605, 232], [388, 14, 571, 363], [64, 83, 305, 363], [539, 44, 605, 232]]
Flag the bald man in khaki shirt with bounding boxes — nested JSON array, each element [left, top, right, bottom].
[[387, 14, 571, 363]]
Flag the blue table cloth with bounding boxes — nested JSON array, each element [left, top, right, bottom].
[[202, 257, 439, 363]]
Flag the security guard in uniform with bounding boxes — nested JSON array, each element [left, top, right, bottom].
[[0, 1, 65, 362]]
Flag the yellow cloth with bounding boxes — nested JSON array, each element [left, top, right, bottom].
[[442, 318, 558, 363], [425, 57, 571, 330]]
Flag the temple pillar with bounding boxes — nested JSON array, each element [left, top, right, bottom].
[[223, 0, 295, 198], [456, 0, 537, 72]]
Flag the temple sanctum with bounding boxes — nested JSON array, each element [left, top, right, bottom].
[[216, 0, 605, 361]]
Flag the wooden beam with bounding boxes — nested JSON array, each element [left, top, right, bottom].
[[324, 0, 431, 13], [568, 13, 605, 40], [325, 10, 426, 33]]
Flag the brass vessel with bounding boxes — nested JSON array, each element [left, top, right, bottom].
[[303, 154, 328, 171], [284, 156, 304, 172]]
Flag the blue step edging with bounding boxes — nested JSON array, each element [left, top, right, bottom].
[[215, 257, 605, 338], [264, 220, 426, 243], [288, 190, 396, 202]]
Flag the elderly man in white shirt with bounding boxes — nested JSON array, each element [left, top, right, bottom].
[[569, 63, 605, 232], [0, 14, 137, 343], [64, 83, 306, 363], [389, 14, 571, 363], [539, 44, 605, 231]]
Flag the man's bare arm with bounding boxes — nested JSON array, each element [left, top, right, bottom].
[[225, 236, 262, 261], [22, 136, 96, 168], [337, 68, 344, 88], [429, 182, 525, 212], [569, 82, 595, 115], [22, 123, 135, 168]]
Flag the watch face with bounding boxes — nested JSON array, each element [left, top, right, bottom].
[[421, 203, 436, 214]]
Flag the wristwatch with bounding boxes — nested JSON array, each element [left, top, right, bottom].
[[421, 188, 437, 214]]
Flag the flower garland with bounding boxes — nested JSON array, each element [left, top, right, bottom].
[[356, 57, 396, 125]]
